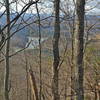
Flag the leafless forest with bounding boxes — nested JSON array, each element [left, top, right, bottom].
[[0, 0, 100, 100]]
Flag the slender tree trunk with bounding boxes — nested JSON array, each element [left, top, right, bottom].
[[24, 52, 29, 100], [36, 3, 42, 100], [71, 14, 75, 100], [94, 90, 97, 100], [74, 0, 85, 100], [52, 0, 60, 100], [4, 0, 10, 100], [64, 78, 67, 100], [71, 32, 75, 100], [98, 90, 100, 100], [29, 83, 32, 100]]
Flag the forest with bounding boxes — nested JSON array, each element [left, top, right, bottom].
[[0, 0, 100, 100]]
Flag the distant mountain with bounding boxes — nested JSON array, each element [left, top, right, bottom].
[[0, 12, 100, 48], [85, 15, 100, 20]]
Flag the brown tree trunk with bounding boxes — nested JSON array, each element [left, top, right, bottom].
[[52, 0, 60, 100], [36, 3, 42, 100], [98, 90, 100, 100], [4, 0, 10, 100], [24, 52, 29, 100], [94, 90, 97, 100], [71, 13, 75, 100], [74, 0, 85, 100]]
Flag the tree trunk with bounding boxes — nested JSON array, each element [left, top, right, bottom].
[[71, 14, 75, 100], [4, 0, 10, 100], [98, 90, 100, 100], [74, 0, 85, 100], [94, 90, 97, 100], [52, 0, 60, 100], [36, 3, 42, 100]]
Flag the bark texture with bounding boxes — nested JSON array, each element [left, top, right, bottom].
[[74, 0, 85, 100], [52, 0, 60, 100], [4, 0, 10, 100], [71, 16, 75, 100]]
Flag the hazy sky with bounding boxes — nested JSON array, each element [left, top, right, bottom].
[[0, 0, 100, 15], [85, 0, 100, 14]]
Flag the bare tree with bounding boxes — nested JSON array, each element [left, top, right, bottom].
[[74, 0, 85, 100], [52, 0, 60, 100], [36, 3, 42, 100], [4, 0, 10, 100]]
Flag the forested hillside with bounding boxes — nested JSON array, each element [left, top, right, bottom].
[[0, 0, 100, 100]]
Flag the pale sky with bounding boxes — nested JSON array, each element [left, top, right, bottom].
[[85, 0, 100, 15], [0, 0, 100, 15]]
